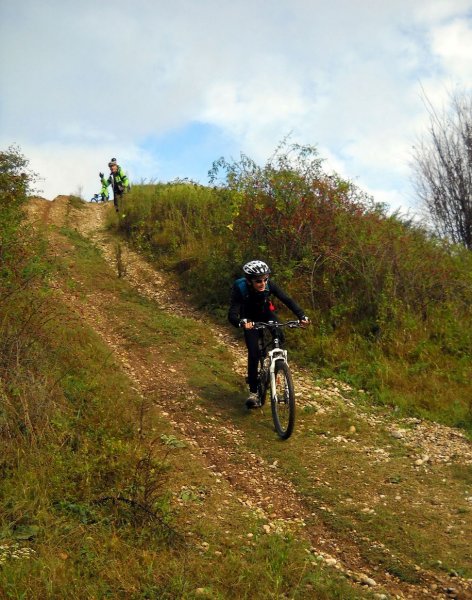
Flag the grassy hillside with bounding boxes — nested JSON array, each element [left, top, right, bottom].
[[2, 147, 471, 599], [0, 251, 362, 599], [113, 143, 472, 433], [4, 199, 470, 599], [0, 148, 367, 598]]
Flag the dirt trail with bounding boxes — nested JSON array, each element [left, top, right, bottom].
[[30, 196, 472, 600]]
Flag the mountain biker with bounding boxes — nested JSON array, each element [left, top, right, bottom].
[[228, 260, 310, 408], [99, 158, 130, 212]]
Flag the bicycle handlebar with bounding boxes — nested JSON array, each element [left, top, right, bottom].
[[252, 320, 303, 330]]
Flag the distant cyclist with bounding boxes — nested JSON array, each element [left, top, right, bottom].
[[99, 158, 130, 212], [228, 260, 309, 408]]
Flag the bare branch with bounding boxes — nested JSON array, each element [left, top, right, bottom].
[[412, 90, 472, 249]]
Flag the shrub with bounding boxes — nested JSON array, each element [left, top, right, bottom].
[[113, 142, 472, 430], [0, 146, 53, 440]]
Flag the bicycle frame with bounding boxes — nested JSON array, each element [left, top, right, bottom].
[[255, 320, 299, 357], [253, 320, 301, 439]]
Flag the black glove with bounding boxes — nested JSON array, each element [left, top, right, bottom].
[[99, 172, 104, 179]]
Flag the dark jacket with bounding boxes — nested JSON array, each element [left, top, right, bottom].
[[228, 279, 305, 327]]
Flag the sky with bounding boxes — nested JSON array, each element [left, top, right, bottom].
[[1, 0, 472, 215]]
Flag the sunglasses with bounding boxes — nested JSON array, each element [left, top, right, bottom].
[[253, 277, 269, 283]]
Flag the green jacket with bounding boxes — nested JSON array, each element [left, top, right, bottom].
[[100, 181, 110, 199], [100, 166, 130, 195]]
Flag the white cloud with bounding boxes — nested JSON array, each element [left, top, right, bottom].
[[430, 18, 472, 82], [413, 0, 472, 24], [1, 0, 472, 209], [18, 140, 159, 201]]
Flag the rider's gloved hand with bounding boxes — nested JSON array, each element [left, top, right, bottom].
[[99, 172, 104, 179], [239, 319, 254, 330], [300, 316, 310, 327]]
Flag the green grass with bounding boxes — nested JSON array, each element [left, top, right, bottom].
[[112, 180, 472, 435], [62, 222, 472, 586], [4, 203, 471, 597], [68, 195, 87, 210], [4, 147, 471, 597], [0, 223, 371, 599]]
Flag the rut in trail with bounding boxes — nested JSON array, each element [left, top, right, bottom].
[[29, 196, 472, 600]]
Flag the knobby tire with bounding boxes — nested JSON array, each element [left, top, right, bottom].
[[271, 361, 295, 440], [257, 359, 268, 407]]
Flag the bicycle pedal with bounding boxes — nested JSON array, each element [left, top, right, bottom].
[[246, 399, 262, 409]]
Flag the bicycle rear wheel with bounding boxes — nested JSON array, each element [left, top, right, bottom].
[[271, 361, 295, 440], [257, 361, 268, 406]]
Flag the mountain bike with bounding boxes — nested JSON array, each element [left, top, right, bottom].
[[90, 193, 107, 203], [253, 320, 303, 440]]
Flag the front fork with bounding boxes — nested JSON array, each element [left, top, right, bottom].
[[268, 349, 287, 399]]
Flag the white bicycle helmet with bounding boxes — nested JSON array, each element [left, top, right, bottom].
[[242, 260, 271, 278]]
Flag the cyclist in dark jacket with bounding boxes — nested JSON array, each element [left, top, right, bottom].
[[99, 158, 130, 212], [228, 260, 309, 408]]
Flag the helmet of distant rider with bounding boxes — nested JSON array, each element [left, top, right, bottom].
[[108, 158, 118, 168], [242, 260, 271, 278]]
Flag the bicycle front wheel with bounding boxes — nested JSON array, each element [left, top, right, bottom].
[[271, 361, 295, 440]]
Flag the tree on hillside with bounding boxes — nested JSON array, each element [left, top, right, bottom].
[[412, 91, 472, 249], [0, 146, 42, 304]]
